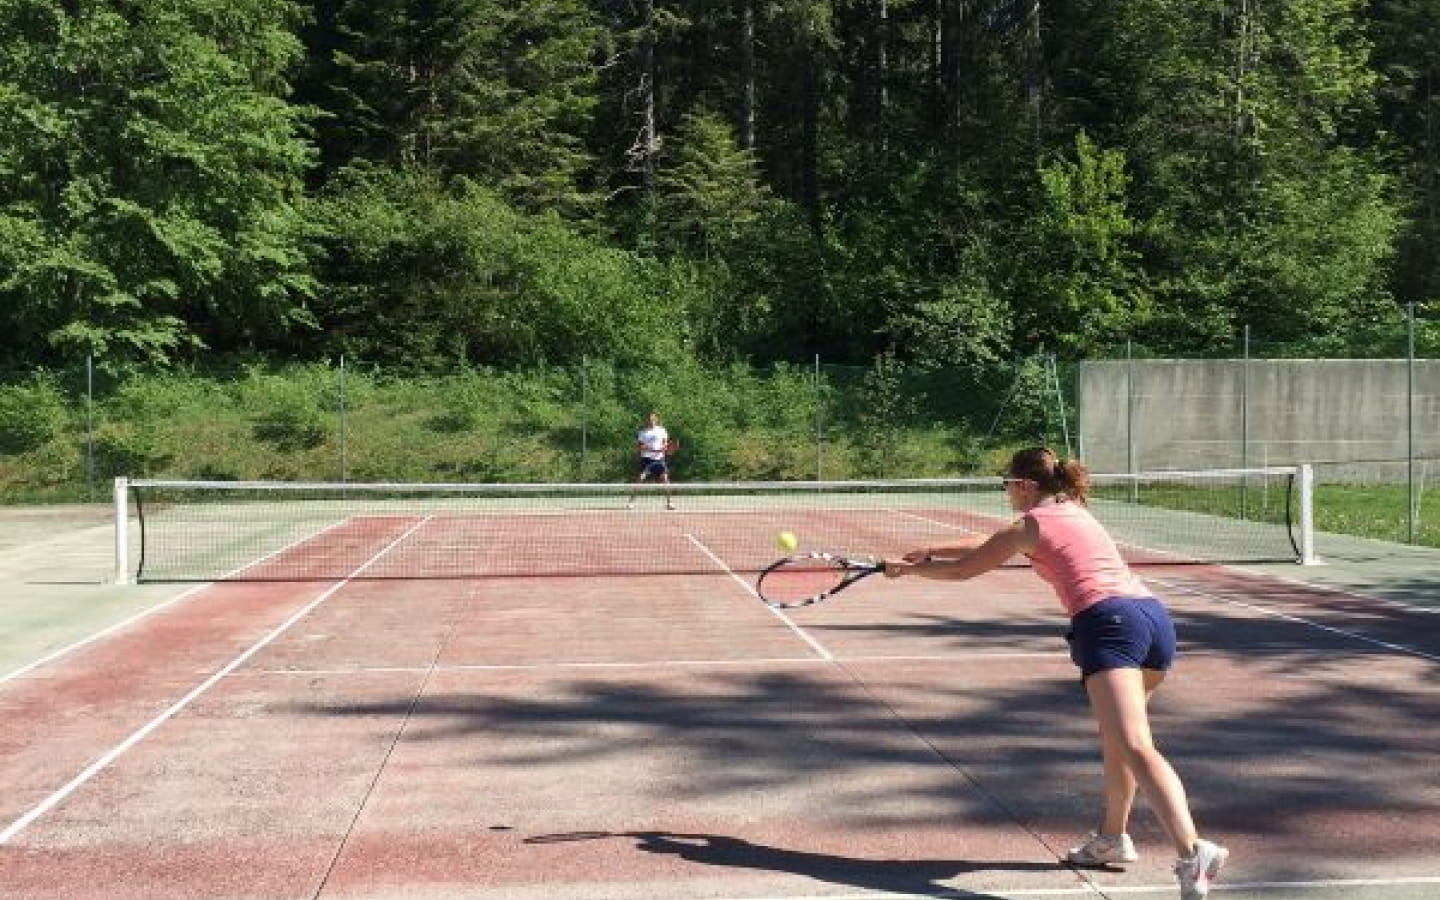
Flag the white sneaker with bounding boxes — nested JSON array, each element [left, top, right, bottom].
[[1174, 839, 1228, 900], [625, 500, 635, 510], [1066, 832, 1138, 867], [665, 500, 676, 510]]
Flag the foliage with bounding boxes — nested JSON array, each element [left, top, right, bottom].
[[309, 167, 695, 367], [0, 360, 1004, 498], [655, 110, 773, 256], [91, 421, 170, 478], [0, 0, 1434, 377], [304, 0, 603, 215], [1013, 132, 1148, 356], [852, 349, 920, 478], [1371, 0, 1440, 305], [0, 0, 317, 367], [0, 375, 68, 455]]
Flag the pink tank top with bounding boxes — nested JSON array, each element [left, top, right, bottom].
[[1024, 501, 1149, 617]]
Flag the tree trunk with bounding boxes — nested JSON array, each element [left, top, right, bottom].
[[877, 0, 889, 149], [938, 0, 969, 133], [739, 0, 756, 150], [1024, 0, 1042, 143]]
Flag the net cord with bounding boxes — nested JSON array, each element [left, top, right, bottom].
[[124, 467, 1305, 494], [114, 466, 1317, 581]]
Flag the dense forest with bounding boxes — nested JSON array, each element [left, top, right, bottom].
[[2, 0, 1438, 372]]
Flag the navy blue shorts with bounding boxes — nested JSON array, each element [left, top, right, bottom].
[[638, 457, 668, 478], [1065, 596, 1177, 680]]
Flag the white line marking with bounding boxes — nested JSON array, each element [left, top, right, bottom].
[[0, 516, 373, 686], [683, 534, 834, 661], [0, 517, 434, 846], [0, 582, 213, 686], [892, 510, 983, 533], [249, 652, 1069, 676], [679, 873, 1440, 898], [1087, 875, 1440, 894], [1235, 563, 1440, 616], [1151, 575, 1440, 663]]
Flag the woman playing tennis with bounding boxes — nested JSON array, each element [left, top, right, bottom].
[[884, 447, 1228, 900]]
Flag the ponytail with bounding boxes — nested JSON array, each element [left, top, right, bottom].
[[1055, 456, 1090, 504], [1007, 447, 1090, 504]]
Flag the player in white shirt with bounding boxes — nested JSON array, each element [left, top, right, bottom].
[[628, 411, 678, 509]]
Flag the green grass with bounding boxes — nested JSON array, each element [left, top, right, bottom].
[[0, 365, 1432, 551], [1092, 482, 1294, 526], [0, 363, 998, 502], [1315, 483, 1438, 547], [1091, 479, 1437, 550]]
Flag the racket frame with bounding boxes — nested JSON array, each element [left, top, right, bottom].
[[754, 550, 883, 608]]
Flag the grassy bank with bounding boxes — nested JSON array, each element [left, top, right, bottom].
[[0, 360, 1014, 503], [0, 362, 1431, 551]]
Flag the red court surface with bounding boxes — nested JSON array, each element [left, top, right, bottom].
[[2, 518, 1439, 900]]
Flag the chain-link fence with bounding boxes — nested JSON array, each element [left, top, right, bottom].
[[0, 355, 1074, 504], [1074, 312, 1438, 546], [2, 317, 1435, 547]]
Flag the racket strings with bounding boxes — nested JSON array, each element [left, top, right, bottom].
[[757, 559, 848, 605]]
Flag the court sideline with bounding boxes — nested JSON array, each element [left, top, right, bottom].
[[0, 506, 1437, 900]]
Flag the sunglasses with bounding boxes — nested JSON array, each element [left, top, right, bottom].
[[1000, 477, 1033, 489]]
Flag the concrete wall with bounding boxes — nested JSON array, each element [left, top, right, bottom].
[[1078, 359, 1440, 473]]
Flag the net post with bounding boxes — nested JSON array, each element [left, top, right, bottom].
[[113, 476, 131, 585], [1298, 464, 1320, 565]]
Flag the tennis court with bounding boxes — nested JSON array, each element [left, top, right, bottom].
[[1, 475, 1437, 900]]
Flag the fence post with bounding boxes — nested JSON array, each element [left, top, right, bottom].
[[580, 356, 589, 479], [85, 354, 95, 502], [1048, 354, 1072, 458], [113, 476, 130, 584], [1126, 341, 1137, 501], [1242, 325, 1250, 471], [814, 353, 823, 481], [1408, 302, 1416, 544], [1241, 325, 1251, 519], [1299, 464, 1319, 565], [338, 355, 348, 483]]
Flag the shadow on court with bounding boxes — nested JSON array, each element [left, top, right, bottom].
[[296, 620, 1440, 877], [525, 830, 1065, 899]]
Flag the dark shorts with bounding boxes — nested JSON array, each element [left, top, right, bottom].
[[638, 457, 668, 478], [1065, 596, 1177, 680]]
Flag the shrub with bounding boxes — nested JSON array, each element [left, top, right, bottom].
[[0, 377, 69, 455], [92, 422, 170, 477], [252, 397, 327, 452], [242, 368, 330, 452]]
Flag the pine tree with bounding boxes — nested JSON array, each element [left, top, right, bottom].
[[310, 0, 604, 215]]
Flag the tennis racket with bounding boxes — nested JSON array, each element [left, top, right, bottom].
[[754, 551, 884, 608]]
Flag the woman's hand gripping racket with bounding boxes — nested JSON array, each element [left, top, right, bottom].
[[755, 551, 883, 608]]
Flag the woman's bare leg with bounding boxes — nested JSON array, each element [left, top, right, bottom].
[[1095, 668, 1164, 835], [1086, 667, 1197, 856]]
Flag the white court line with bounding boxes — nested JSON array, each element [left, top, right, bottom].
[[898, 510, 1440, 663], [0, 515, 365, 687], [683, 533, 834, 661], [1150, 574, 1440, 664], [679, 873, 1440, 898], [1233, 563, 1440, 616], [0, 582, 213, 687], [1091, 875, 1440, 895], [892, 509, 984, 533], [0, 516, 433, 847], [249, 651, 1070, 676], [688, 887, 1101, 899]]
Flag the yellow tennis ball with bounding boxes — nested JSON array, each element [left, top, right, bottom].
[[776, 531, 799, 552]]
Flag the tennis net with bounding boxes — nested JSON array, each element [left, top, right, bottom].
[[113, 466, 1314, 583]]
